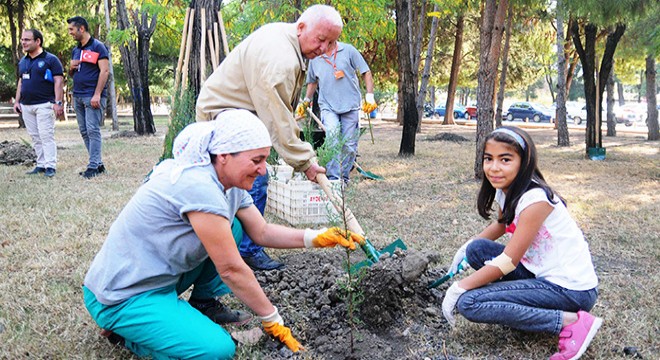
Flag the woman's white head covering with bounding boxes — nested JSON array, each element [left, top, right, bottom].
[[157, 109, 271, 184]]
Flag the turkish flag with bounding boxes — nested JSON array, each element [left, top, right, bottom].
[[80, 49, 100, 64]]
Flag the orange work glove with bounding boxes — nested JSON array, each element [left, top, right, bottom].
[[295, 98, 311, 118], [304, 227, 365, 250], [361, 93, 378, 114], [260, 306, 304, 352]]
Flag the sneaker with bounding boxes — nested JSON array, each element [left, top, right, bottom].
[[79, 165, 105, 176], [189, 298, 252, 326], [242, 249, 284, 271], [81, 167, 100, 179], [44, 168, 56, 177], [26, 167, 45, 175], [550, 310, 603, 360]]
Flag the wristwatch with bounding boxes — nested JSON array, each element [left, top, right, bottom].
[[55, 101, 63, 106]]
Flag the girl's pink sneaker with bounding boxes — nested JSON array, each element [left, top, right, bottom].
[[549, 310, 603, 360]]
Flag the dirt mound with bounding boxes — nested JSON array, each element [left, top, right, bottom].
[[424, 133, 470, 142], [255, 248, 453, 359], [110, 130, 140, 138], [0, 140, 35, 165]]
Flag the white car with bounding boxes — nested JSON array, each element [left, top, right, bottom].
[[614, 103, 647, 126], [565, 102, 586, 125]]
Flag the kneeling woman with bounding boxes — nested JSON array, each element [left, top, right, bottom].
[[83, 109, 362, 359]]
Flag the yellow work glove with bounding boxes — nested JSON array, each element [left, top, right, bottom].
[[295, 98, 311, 118], [260, 306, 304, 352], [362, 93, 378, 114], [304, 227, 365, 250]]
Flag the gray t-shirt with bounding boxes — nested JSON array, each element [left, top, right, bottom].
[[306, 42, 370, 114], [84, 163, 253, 305]]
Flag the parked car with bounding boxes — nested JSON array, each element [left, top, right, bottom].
[[435, 104, 470, 119], [615, 103, 647, 126], [465, 104, 477, 119], [505, 102, 554, 123], [565, 102, 586, 125]]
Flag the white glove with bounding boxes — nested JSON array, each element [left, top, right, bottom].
[[442, 282, 467, 327], [303, 228, 326, 248], [450, 239, 473, 274], [365, 93, 375, 104]]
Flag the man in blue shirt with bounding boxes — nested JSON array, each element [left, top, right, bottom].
[[14, 29, 64, 178], [67, 16, 110, 179]]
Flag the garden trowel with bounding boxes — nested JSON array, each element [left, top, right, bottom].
[[315, 174, 406, 273]]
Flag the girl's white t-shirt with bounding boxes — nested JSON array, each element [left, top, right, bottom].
[[495, 188, 598, 291]]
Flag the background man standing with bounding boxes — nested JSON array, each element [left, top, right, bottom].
[[300, 41, 375, 183], [196, 5, 343, 271], [67, 16, 110, 179], [14, 29, 64, 178]]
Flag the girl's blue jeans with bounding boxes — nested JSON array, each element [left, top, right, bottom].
[[456, 238, 598, 334]]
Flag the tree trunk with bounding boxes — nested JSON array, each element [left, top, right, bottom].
[[475, 0, 508, 178], [637, 70, 643, 103], [412, 0, 426, 133], [617, 80, 625, 105], [606, 67, 616, 136], [555, 0, 569, 146], [495, 3, 512, 128], [444, 13, 465, 126], [571, 21, 625, 152], [116, 0, 157, 135], [104, 0, 119, 131], [5, 0, 25, 128], [396, 0, 419, 157], [135, 10, 157, 134], [418, 4, 440, 124], [545, 68, 555, 103], [429, 85, 435, 107], [646, 55, 659, 140], [564, 17, 578, 96]]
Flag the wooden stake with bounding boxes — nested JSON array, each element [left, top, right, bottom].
[[208, 29, 218, 70], [181, 8, 195, 90], [213, 22, 220, 62], [200, 10, 207, 84], [174, 7, 190, 91], [218, 10, 230, 55]]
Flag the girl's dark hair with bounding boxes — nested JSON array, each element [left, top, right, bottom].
[[477, 126, 564, 225]]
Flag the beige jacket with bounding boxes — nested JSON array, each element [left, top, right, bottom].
[[196, 23, 316, 172]]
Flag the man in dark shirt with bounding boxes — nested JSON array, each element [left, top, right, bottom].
[[14, 29, 64, 178], [67, 16, 110, 179]]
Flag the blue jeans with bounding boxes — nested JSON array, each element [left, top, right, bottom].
[[321, 109, 360, 182], [456, 239, 598, 334], [74, 96, 106, 169], [81, 220, 244, 359], [238, 172, 268, 257]]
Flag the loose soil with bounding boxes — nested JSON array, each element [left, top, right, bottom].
[[0, 140, 35, 165], [241, 248, 457, 359]]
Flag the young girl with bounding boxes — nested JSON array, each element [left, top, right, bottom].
[[442, 126, 601, 360]]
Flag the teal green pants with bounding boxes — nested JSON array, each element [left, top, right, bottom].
[[83, 219, 246, 359]]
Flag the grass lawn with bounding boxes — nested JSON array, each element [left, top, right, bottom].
[[0, 117, 658, 359]]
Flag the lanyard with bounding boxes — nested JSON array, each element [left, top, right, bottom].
[[322, 46, 338, 71], [23, 53, 43, 74]]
